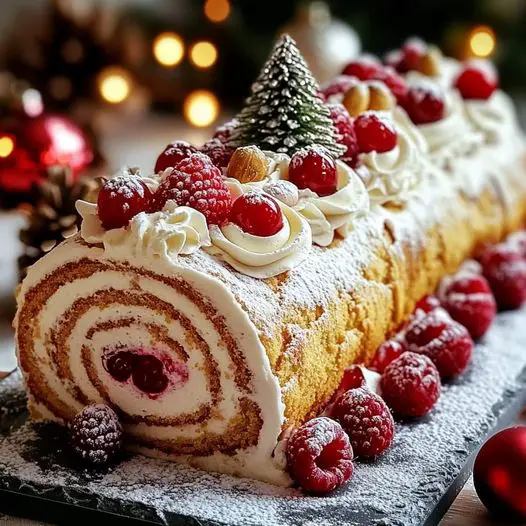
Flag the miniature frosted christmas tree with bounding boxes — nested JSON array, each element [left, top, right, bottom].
[[228, 34, 345, 157]]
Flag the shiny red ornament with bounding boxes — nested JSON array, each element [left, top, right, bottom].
[[473, 426, 526, 521], [0, 113, 94, 194]]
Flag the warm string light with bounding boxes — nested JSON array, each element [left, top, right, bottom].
[[469, 26, 496, 58], [184, 90, 219, 127], [204, 0, 231, 23], [153, 32, 185, 67], [97, 67, 132, 104], [0, 136, 15, 158], [190, 41, 218, 69]]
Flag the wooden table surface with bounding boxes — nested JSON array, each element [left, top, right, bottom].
[[1, 113, 524, 526]]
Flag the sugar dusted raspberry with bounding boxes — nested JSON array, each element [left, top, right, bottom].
[[400, 37, 427, 72], [405, 309, 474, 379], [370, 339, 405, 374], [480, 243, 526, 310], [455, 61, 498, 100], [508, 231, 526, 258], [416, 294, 442, 313], [230, 192, 284, 237], [70, 404, 123, 465], [200, 137, 235, 168], [213, 118, 238, 143], [330, 387, 395, 458], [333, 365, 367, 401], [381, 352, 441, 418], [441, 273, 496, 340], [97, 175, 152, 230], [342, 56, 382, 80], [154, 140, 198, 173], [354, 111, 398, 154], [286, 417, 354, 493], [320, 75, 359, 101], [289, 145, 338, 197], [153, 153, 232, 225], [404, 81, 446, 125], [326, 103, 359, 166]]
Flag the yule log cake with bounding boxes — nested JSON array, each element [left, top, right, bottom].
[[14, 35, 526, 487]]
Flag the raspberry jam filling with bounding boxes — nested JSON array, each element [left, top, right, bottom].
[[103, 347, 188, 399]]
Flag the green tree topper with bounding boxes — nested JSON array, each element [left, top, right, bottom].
[[228, 34, 345, 158]]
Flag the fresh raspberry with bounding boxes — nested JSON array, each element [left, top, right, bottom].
[[154, 141, 198, 173], [330, 387, 395, 458], [286, 417, 354, 493], [440, 273, 496, 340], [200, 137, 235, 168], [480, 243, 526, 310], [342, 56, 382, 80], [326, 103, 359, 166], [381, 352, 441, 418], [230, 192, 284, 237], [332, 365, 367, 402], [354, 112, 398, 153], [374, 67, 409, 104], [70, 404, 123, 465], [97, 175, 152, 230], [508, 231, 526, 258], [405, 309, 474, 379], [320, 75, 359, 101], [416, 294, 442, 313], [289, 145, 338, 197], [153, 153, 232, 225], [403, 81, 446, 125], [213, 118, 238, 143], [455, 61, 498, 100], [370, 339, 405, 374]]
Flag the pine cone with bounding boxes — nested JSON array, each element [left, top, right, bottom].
[[18, 165, 103, 281]]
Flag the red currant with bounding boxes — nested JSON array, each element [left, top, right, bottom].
[[354, 112, 398, 153], [230, 192, 284, 237], [455, 62, 498, 100], [288, 146, 338, 197], [404, 83, 446, 125], [97, 175, 152, 230], [154, 141, 198, 173]]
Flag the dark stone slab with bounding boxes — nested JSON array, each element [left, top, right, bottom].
[[1, 308, 525, 526]]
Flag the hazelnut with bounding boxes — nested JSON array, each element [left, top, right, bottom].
[[417, 46, 442, 77], [226, 145, 268, 183], [367, 81, 395, 111], [342, 84, 370, 117]]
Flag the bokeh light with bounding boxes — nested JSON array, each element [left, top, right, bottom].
[[190, 41, 218, 69], [98, 67, 132, 104], [469, 26, 496, 58], [153, 32, 184, 67], [183, 90, 219, 127], [204, 0, 231, 23], [0, 136, 15, 158]]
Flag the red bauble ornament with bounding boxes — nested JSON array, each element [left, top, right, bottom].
[[0, 113, 94, 194], [473, 426, 526, 521]]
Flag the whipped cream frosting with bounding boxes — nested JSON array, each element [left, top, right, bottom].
[[207, 181, 312, 278]]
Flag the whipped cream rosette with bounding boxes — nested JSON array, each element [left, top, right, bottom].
[[207, 180, 312, 278]]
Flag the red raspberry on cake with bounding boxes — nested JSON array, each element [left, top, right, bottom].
[[455, 61, 499, 101], [153, 153, 232, 225], [326, 103, 359, 167], [288, 145, 338, 197], [480, 243, 526, 310], [416, 294, 442, 314], [370, 339, 405, 374], [320, 75, 359, 101], [381, 352, 441, 418], [330, 387, 395, 458], [154, 141, 198, 173], [405, 308, 474, 379], [286, 417, 354, 493], [342, 55, 382, 80], [97, 175, 152, 230], [403, 81, 446, 125], [354, 112, 398, 154], [230, 192, 284, 237], [374, 67, 409, 104], [440, 273, 496, 340], [200, 137, 235, 168], [213, 118, 238, 143]]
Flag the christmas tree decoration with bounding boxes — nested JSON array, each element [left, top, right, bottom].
[[473, 426, 526, 521], [18, 165, 103, 280], [228, 34, 345, 158]]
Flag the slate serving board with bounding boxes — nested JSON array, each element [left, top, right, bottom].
[[1, 308, 525, 526]]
